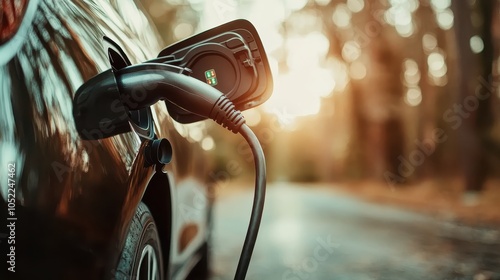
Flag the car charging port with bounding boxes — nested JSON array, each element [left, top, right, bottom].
[[144, 138, 173, 167]]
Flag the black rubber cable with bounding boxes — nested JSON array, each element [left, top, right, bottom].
[[234, 123, 266, 280]]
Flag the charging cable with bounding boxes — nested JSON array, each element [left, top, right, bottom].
[[233, 123, 266, 280]]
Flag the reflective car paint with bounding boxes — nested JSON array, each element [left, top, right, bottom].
[[0, 0, 38, 65], [0, 0, 210, 279]]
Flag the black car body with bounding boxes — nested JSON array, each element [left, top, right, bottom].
[[1, 0, 212, 279]]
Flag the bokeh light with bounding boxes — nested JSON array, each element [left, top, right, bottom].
[[430, 0, 451, 11], [403, 59, 421, 86], [347, 0, 364, 13], [201, 136, 215, 151], [332, 4, 352, 28], [470, 35, 484, 54], [422, 33, 438, 52], [405, 87, 422, 106], [173, 22, 194, 40], [242, 110, 262, 127], [427, 51, 447, 78], [436, 9, 454, 30], [385, 0, 419, 37], [342, 41, 362, 62]]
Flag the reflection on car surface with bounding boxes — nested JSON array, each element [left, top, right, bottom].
[[0, 0, 212, 279]]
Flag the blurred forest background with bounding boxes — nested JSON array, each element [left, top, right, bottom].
[[140, 0, 500, 214]]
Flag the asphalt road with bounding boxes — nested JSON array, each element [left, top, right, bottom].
[[209, 183, 500, 280]]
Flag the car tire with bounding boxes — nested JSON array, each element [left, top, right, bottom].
[[115, 202, 164, 280]]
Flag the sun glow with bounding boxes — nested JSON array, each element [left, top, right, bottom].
[[261, 32, 336, 126]]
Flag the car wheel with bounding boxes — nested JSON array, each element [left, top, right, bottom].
[[115, 202, 164, 280]]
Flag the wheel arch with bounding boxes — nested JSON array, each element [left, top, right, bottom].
[[141, 171, 173, 278]]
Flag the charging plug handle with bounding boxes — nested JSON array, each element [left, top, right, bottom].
[[117, 63, 245, 133]]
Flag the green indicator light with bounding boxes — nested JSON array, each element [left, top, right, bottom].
[[205, 69, 215, 78], [205, 69, 217, 86]]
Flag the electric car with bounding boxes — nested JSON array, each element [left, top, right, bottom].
[[1, 0, 213, 279]]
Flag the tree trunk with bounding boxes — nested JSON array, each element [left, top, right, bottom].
[[451, 0, 493, 194]]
